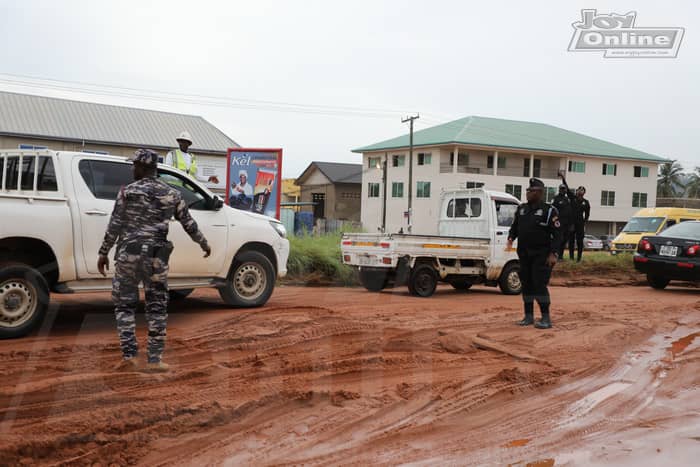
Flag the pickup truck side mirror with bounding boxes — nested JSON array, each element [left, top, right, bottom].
[[209, 195, 224, 211]]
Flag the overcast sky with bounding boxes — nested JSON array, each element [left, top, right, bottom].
[[0, 0, 697, 177]]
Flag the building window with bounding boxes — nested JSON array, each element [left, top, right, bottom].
[[568, 161, 586, 173], [392, 155, 405, 167], [416, 181, 431, 198], [417, 153, 432, 165], [487, 155, 506, 169], [341, 192, 361, 199], [368, 183, 380, 198], [465, 181, 484, 189], [368, 157, 381, 169], [602, 163, 617, 176], [505, 184, 522, 200], [391, 182, 404, 198], [533, 159, 542, 178], [601, 190, 616, 206], [545, 187, 557, 203], [632, 192, 648, 207], [634, 166, 649, 178]]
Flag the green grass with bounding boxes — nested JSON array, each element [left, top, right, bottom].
[[556, 251, 635, 273], [286, 232, 358, 285]]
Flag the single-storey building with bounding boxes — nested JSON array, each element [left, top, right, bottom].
[[295, 161, 362, 221], [353, 116, 667, 236], [0, 91, 239, 193]]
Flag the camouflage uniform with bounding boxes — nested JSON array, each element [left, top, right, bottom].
[[99, 149, 209, 363]]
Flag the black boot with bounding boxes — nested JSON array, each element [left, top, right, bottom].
[[535, 309, 552, 329], [518, 303, 534, 326]]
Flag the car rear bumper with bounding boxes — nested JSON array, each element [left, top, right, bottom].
[[633, 254, 700, 281]]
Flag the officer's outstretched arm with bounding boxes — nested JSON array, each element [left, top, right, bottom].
[[174, 197, 211, 255]]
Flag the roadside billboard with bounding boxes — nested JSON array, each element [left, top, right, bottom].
[[225, 148, 283, 219]]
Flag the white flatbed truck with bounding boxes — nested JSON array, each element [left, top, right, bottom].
[[341, 189, 522, 297]]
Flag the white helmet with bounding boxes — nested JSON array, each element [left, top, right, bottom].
[[176, 131, 193, 144]]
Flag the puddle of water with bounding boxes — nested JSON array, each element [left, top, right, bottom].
[[503, 438, 531, 448], [568, 381, 632, 417], [669, 332, 700, 358]]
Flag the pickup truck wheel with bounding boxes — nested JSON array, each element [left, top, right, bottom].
[[359, 270, 388, 292], [449, 279, 473, 290], [499, 263, 522, 295], [169, 289, 194, 301], [0, 265, 49, 339], [219, 251, 275, 307], [408, 264, 438, 297], [647, 274, 670, 290]]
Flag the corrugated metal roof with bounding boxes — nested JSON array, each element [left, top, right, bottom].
[[353, 115, 667, 162], [297, 162, 362, 185], [0, 91, 239, 153]]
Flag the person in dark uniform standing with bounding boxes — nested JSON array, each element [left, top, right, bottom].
[[561, 175, 590, 262], [97, 149, 211, 372], [507, 178, 561, 329], [552, 184, 573, 260]]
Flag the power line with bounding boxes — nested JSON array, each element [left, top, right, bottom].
[[0, 72, 419, 119]]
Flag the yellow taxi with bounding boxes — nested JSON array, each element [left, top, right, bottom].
[[611, 207, 700, 254]]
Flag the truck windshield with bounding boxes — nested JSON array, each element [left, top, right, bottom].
[[621, 217, 664, 233]]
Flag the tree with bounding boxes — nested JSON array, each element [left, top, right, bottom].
[[685, 167, 700, 198], [657, 160, 685, 198]]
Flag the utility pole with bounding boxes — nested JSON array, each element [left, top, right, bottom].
[[381, 152, 388, 232], [402, 114, 419, 232]]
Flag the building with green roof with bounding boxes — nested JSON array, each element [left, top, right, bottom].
[[354, 116, 665, 237]]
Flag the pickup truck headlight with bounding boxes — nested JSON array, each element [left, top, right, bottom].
[[270, 221, 287, 239]]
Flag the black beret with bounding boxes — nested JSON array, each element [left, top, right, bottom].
[[529, 178, 545, 188]]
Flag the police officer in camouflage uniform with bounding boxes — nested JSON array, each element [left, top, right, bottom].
[[507, 178, 562, 329], [97, 149, 211, 372]]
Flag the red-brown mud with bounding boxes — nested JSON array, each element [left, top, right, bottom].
[[1, 285, 699, 465]]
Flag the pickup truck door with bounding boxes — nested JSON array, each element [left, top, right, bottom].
[[156, 170, 227, 276], [73, 158, 226, 277]]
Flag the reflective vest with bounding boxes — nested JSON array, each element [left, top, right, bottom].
[[172, 149, 198, 176]]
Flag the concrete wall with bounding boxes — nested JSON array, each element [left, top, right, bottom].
[[361, 145, 659, 235]]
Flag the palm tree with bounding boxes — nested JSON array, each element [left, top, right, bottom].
[[685, 167, 700, 198], [657, 160, 685, 198]]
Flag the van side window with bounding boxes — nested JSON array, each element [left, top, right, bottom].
[[79, 160, 133, 200], [447, 198, 482, 218], [665, 219, 677, 229]]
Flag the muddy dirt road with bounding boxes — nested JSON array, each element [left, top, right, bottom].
[[1, 285, 699, 466]]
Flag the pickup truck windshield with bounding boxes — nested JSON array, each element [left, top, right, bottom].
[[622, 217, 664, 233]]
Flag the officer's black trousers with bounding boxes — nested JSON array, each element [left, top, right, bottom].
[[518, 250, 552, 311], [569, 225, 585, 260], [558, 223, 570, 259]]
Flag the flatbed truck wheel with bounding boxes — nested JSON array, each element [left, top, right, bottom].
[[359, 270, 388, 292], [408, 264, 438, 297], [499, 263, 522, 295]]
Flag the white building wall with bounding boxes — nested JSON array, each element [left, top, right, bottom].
[[360, 145, 659, 236]]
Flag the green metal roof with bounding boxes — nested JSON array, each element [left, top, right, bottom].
[[353, 116, 667, 162]]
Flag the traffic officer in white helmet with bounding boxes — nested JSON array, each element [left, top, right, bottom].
[[165, 131, 219, 185]]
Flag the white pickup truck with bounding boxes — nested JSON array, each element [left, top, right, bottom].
[[0, 149, 290, 338], [341, 188, 521, 297]]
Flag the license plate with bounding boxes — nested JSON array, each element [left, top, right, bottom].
[[659, 245, 678, 256], [358, 256, 373, 265]]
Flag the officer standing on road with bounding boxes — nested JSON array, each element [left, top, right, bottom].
[[552, 184, 573, 260], [561, 175, 590, 262], [507, 178, 561, 329], [165, 131, 219, 185], [97, 149, 211, 372]]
